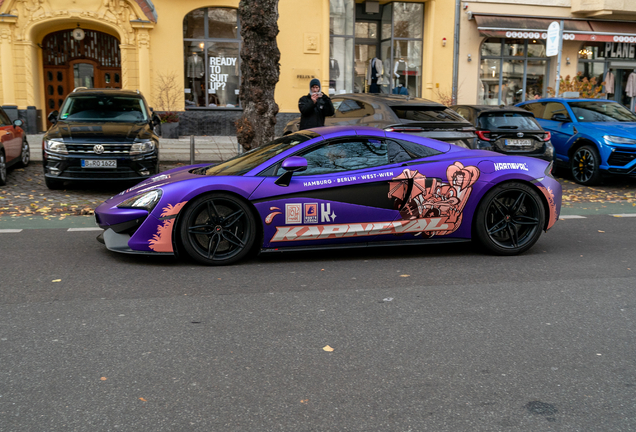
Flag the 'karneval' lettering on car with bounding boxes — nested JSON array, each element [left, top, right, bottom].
[[494, 162, 528, 171], [271, 218, 452, 242]]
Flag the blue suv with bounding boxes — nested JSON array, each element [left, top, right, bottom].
[[516, 98, 636, 185]]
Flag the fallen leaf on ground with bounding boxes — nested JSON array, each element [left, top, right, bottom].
[[598, 230, 605, 233], [400, 274, 410, 277], [100, 377, 107, 381], [323, 345, 334, 352], [52, 279, 61, 282], [139, 397, 147, 402]]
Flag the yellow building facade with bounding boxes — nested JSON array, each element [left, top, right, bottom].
[[0, 0, 457, 134]]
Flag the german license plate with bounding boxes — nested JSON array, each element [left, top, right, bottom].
[[505, 139, 532, 147], [81, 159, 117, 168]]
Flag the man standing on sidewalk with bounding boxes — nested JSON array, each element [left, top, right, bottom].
[[298, 78, 335, 130]]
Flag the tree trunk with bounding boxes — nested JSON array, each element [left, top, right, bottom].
[[236, 0, 280, 151]]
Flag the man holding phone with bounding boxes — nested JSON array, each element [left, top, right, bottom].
[[298, 78, 335, 130]]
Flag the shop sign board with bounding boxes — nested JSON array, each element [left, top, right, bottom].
[[546, 22, 560, 57]]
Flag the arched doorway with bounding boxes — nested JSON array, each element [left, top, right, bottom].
[[42, 29, 121, 123]]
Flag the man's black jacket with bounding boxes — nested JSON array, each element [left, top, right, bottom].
[[298, 94, 335, 130]]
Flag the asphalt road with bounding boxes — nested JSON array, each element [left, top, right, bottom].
[[1, 214, 635, 431]]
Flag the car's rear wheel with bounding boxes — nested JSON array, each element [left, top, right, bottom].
[[0, 151, 7, 186], [571, 144, 601, 185], [179, 193, 256, 265], [17, 139, 30, 168], [474, 182, 545, 256]]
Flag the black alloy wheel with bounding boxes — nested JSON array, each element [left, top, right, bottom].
[[571, 144, 601, 186], [179, 193, 256, 265], [0, 151, 7, 186], [474, 182, 545, 255], [17, 140, 30, 168]]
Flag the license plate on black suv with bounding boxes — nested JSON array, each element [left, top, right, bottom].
[[81, 159, 117, 168], [505, 139, 532, 147]]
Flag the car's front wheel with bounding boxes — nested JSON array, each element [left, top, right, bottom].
[[179, 193, 256, 265], [44, 176, 63, 190], [571, 144, 601, 185], [474, 182, 545, 256], [17, 139, 30, 168]]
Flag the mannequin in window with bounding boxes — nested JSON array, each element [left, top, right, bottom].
[[187, 51, 205, 105], [626, 69, 636, 111], [604, 69, 615, 96], [329, 57, 339, 92], [392, 77, 409, 95], [367, 57, 383, 93], [393, 59, 408, 91]]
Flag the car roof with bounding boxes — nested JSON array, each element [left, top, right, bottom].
[[518, 97, 617, 104], [453, 105, 534, 116], [331, 93, 444, 107], [306, 125, 384, 137], [68, 88, 144, 97]]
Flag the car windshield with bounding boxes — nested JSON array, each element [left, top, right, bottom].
[[390, 106, 466, 122], [60, 95, 149, 122], [478, 112, 542, 130], [197, 133, 313, 176], [568, 101, 636, 122]]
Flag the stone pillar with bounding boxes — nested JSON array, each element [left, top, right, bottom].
[[0, 23, 16, 105], [137, 29, 151, 97]]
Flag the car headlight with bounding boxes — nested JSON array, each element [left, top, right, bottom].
[[117, 189, 162, 211], [130, 140, 156, 155], [604, 135, 636, 145], [44, 139, 68, 155]]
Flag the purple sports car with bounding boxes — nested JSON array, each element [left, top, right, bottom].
[[95, 126, 561, 265]]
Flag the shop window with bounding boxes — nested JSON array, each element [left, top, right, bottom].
[[183, 7, 241, 108], [330, 0, 355, 95], [577, 42, 606, 86], [479, 38, 548, 105], [47, 71, 53, 82]]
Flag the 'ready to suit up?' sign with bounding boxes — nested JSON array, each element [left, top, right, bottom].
[[209, 56, 237, 93]]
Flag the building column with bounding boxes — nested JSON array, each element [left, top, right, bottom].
[[132, 22, 154, 98], [0, 22, 16, 105]]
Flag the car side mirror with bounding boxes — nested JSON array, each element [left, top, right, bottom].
[[48, 110, 59, 125], [151, 113, 161, 127], [275, 156, 307, 187], [551, 113, 570, 122], [13, 119, 23, 128]]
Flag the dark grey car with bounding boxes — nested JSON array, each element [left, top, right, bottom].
[[284, 93, 476, 148], [451, 105, 554, 163]]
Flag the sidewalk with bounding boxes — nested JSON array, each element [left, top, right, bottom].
[[29, 134, 240, 163]]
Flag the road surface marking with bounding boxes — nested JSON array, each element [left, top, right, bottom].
[[0, 229, 23, 233], [559, 215, 587, 219], [67, 228, 103, 232], [610, 214, 636, 218]]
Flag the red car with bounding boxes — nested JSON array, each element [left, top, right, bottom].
[[0, 107, 30, 186]]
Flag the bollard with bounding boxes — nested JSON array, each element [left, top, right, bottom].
[[190, 135, 195, 165]]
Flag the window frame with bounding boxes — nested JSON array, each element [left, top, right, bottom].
[[183, 7, 243, 110]]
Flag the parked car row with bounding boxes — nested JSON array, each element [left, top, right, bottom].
[[3, 90, 636, 189]]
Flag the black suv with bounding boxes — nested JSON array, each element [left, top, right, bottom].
[[451, 105, 554, 163], [283, 94, 477, 148], [43, 88, 160, 189]]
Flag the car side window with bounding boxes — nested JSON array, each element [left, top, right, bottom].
[[454, 107, 470, 122], [0, 110, 9, 127], [388, 139, 442, 163], [278, 138, 389, 176], [334, 99, 374, 118], [542, 102, 570, 121], [520, 102, 546, 119]]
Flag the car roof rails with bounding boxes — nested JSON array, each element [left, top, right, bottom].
[[72, 87, 88, 92]]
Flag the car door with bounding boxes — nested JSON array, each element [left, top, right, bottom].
[[536, 102, 575, 161], [251, 136, 412, 249], [0, 110, 21, 162]]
